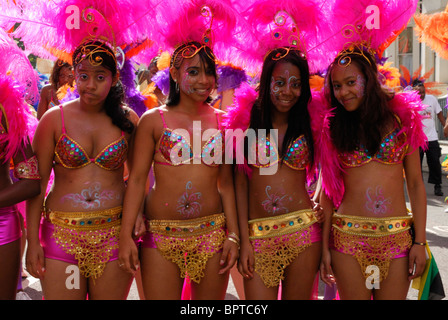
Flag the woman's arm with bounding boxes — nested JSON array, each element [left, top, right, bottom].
[[37, 85, 51, 120], [217, 163, 240, 274], [403, 150, 427, 280], [234, 168, 254, 279], [319, 187, 336, 286], [119, 111, 155, 273], [0, 137, 40, 207], [25, 111, 57, 278]]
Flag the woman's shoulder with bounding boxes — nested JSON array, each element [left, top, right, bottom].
[[122, 104, 140, 125], [39, 84, 54, 95], [137, 106, 165, 127]]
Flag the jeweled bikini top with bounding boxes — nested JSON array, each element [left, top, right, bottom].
[[249, 133, 309, 170], [338, 116, 408, 168], [155, 109, 223, 167], [54, 106, 128, 170]]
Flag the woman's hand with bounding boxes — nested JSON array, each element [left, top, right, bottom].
[[237, 240, 255, 280], [133, 212, 147, 239], [320, 249, 336, 286], [312, 200, 325, 223], [118, 235, 140, 275], [25, 241, 46, 279], [408, 243, 427, 280], [218, 237, 240, 275]]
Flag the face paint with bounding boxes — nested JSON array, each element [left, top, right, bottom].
[[61, 182, 120, 210], [181, 65, 195, 95], [331, 63, 366, 112], [261, 185, 290, 215], [365, 186, 391, 215], [354, 74, 365, 98], [176, 181, 202, 218], [270, 70, 301, 97], [176, 54, 215, 99], [269, 63, 302, 112]]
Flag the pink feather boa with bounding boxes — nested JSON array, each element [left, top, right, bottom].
[[0, 74, 37, 163], [314, 89, 427, 208]]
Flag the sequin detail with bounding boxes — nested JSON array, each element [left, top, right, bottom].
[[149, 213, 226, 283], [156, 109, 223, 167], [55, 133, 127, 170], [250, 134, 309, 170], [157, 129, 222, 166], [54, 106, 127, 170], [338, 126, 407, 168]]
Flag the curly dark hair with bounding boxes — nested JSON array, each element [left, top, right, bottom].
[[325, 49, 395, 155], [72, 40, 134, 134], [249, 48, 314, 166]]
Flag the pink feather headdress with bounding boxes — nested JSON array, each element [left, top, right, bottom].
[[0, 28, 38, 162], [0, 74, 36, 163], [6, 0, 161, 64], [155, 0, 250, 66], [0, 28, 39, 105], [327, 0, 418, 66], [234, 0, 336, 75]]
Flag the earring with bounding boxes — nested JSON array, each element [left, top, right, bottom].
[[175, 80, 179, 93]]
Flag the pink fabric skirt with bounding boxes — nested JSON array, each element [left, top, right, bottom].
[[40, 218, 119, 264], [0, 205, 21, 246]]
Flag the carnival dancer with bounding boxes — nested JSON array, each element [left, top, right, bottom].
[[0, 29, 41, 300], [317, 0, 428, 300], [223, 0, 333, 299], [118, 0, 242, 300], [19, 1, 162, 299], [37, 60, 74, 120]]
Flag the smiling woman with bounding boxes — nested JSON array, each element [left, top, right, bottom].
[[318, 47, 428, 300], [226, 46, 323, 300], [118, 37, 240, 300]]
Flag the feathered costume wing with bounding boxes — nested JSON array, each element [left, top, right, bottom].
[[414, 4, 448, 61], [0, 29, 38, 162]]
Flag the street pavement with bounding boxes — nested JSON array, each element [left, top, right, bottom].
[[19, 143, 448, 300]]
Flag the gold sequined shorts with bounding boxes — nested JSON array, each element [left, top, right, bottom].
[[331, 213, 413, 282], [248, 209, 319, 288], [146, 213, 226, 284], [42, 206, 122, 280]]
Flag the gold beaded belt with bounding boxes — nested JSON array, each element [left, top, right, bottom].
[[332, 213, 412, 237], [248, 209, 317, 239], [148, 213, 226, 237], [44, 206, 122, 230]]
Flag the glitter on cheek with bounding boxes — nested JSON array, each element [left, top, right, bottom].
[[181, 73, 194, 94], [270, 76, 280, 96], [355, 74, 365, 98]]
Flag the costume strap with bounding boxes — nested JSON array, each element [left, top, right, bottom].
[[59, 106, 66, 134], [159, 109, 168, 128]]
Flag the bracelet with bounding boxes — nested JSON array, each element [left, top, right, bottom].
[[413, 241, 426, 246], [227, 236, 240, 249], [227, 232, 240, 242]]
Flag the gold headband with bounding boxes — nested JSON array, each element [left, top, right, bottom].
[[170, 5, 216, 68], [264, 10, 307, 62], [335, 24, 375, 67], [72, 7, 124, 69]]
